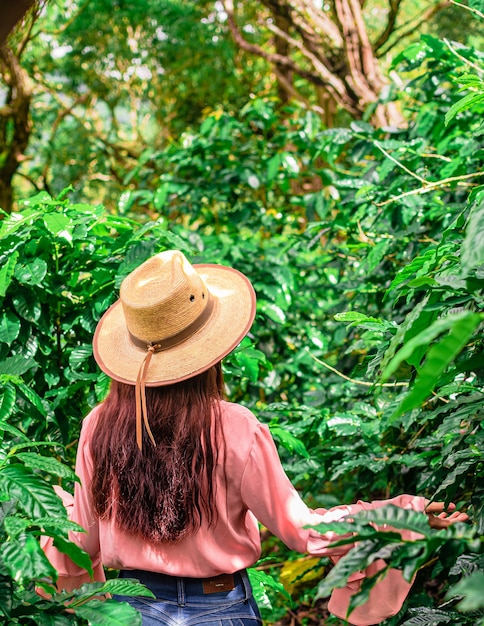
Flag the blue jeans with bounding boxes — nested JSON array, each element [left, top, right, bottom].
[[113, 569, 263, 626]]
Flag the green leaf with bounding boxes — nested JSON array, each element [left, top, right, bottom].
[[257, 300, 286, 324], [385, 249, 436, 296], [267, 154, 281, 182], [316, 541, 383, 599], [232, 350, 260, 382], [4, 515, 83, 539], [248, 568, 291, 610], [379, 296, 430, 376], [1, 534, 57, 584], [0, 465, 66, 518], [446, 571, 484, 611], [0, 251, 19, 297], [380, 311, 480, 383], [33, 517, 85, 535], [445, 91, 484, 126], [52, 536, 94, 579], [281, 153, 299, 174], [13, 292, 42, 322], [33, 612, 75, 626], [73, 599, 142, 626], [16, 381, 47, 416], [43, 213, 74, 242], [93, 578, 156, 598], [0, 383, 16, 421], [350, 505, 432, 535], [14, 452, 78, 482], [69, 344, 93, 369], [0, 311, 21, 345], [153, 182, 170, 210], [395, 312, 482, 416], [14, 258, 48, 286], [4, 515, 30, 538], [469, 0, 484, 11], [461, 199, 484, 275], [0, 354, 36, 376], [270, 425, 310, 459], [0, 210, 41, 238], [0, 419, 30, 442], [334, 311, 385, 328]]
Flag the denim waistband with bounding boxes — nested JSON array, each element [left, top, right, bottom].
[[118, 568, 251, 607]]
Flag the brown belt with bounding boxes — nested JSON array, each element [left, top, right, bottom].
[[202, 573, 236, 594]]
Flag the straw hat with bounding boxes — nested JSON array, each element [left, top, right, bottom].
[[93, 250, 256, 387]]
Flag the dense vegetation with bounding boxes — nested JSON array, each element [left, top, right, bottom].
[[0, 1, 483, 625]]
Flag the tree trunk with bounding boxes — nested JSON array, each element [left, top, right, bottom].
[[222, 0, 410, 127], [0, 0, 35, 45], [0, 45, 33, 213]]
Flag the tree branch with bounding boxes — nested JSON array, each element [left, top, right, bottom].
[[374, 0, 404, 53], [378, 1, 451, 57], [375, 171, 484, 207], [0, 0, 35, 45], [222, 0, 336, 90]]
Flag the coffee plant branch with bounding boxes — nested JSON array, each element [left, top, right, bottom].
[[306, 349, 408, 387], [374, 140, 428, 184], [450, 0, 484, 20], [375, 171, 484, 207], [443, 38, 484, 73]]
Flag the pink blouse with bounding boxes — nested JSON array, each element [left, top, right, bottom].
[[42, 400, 426, 626]]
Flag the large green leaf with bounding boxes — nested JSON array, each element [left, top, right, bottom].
[[73, 599, 142, 626], [94, 578, 156, 598], [248, 568, 291, 609], [0, 251, 19, 297], [446, 570, 484, 611], [315, 540, 384, 598], [0, 354, 36, 376], [15, 381, 47, 416], [14, 259, 49, 286], [385, 249, 436, 296], [0, 311, 21, 345], [350, 505, 432, 535], [445, 91, 484, 126], [0, 383, 16, 421], [51, 536, 94, 579], [461, 199, 484, 275], [395, 312, 482, 416], [34, 613, 76, 626], [43, 213, 74, 241], [380, 311, 481, 383], [0, 419, 30, 442], [1, 534, 57, 583], [0, 465, 66, 518], [270, 425, 310, 459], [14, 452, 78, 482]]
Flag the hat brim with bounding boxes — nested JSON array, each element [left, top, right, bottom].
[[93, 263, 256, 386]]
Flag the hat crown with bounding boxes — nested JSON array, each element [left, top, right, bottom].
[[120, 250, 208, 342]]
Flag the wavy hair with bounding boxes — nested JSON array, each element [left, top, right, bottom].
[[89, 363, 225, 543]]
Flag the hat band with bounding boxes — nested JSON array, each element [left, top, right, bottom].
[[128, 291, 215, 353]]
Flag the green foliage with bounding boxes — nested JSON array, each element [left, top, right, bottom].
[[0, 431, 153, 624], [1, 4, 483, 624]]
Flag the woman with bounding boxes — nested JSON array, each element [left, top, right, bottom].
[[43, 250, 467, 626]]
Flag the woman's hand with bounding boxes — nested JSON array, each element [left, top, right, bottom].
[[425, 501, 469, 529]]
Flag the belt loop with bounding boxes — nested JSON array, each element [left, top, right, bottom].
[[177, 577, 186, 606], [239, 569, 251, 603]]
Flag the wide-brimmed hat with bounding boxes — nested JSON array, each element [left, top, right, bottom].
[[93, 250, 256, 450], [94, 249, 256, 386]]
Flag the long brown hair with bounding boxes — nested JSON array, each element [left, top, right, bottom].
[[90, 363, 225, 543]]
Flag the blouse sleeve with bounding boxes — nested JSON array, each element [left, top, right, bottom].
[[240, 422, 426, 626], [40, 410, 105, 592]]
